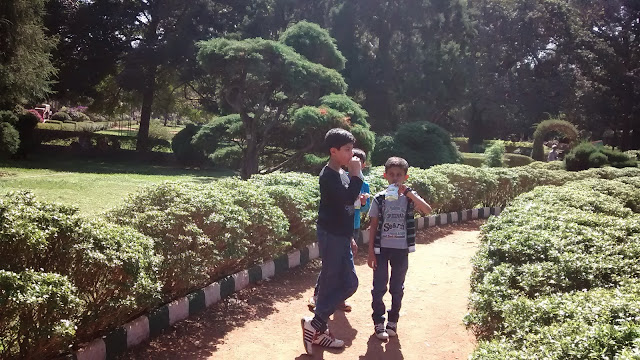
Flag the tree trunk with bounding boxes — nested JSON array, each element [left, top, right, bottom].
[[240, 113, 259, 180], [136, 65, 157, 152], [377, 20, 396, 131], [468, 101, 484, 151]]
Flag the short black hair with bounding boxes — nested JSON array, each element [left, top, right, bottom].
[[384, 157, 409, 174], [324, 128, 355, 153], [353, 148, 366, 163]]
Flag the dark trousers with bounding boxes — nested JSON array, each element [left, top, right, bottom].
[[371, 247, 409, 324]]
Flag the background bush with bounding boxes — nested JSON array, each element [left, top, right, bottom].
[[0, 110, 18, 125], [172, 124, 207, 166], [148, 119, 172, 142], [565, 142, 637, 171], [371, 135, 396, 166], [392, 121, 462, 168], [0, 122, 20, 156], [51, 112, 72, 122], [14, 111, 40, 158], [210, 145, 243, 169], [483, 140, 506, 168]]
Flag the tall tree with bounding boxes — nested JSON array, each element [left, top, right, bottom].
[[44, 0, 131, 105], [327, 0, 473, 133], [48, 0, 243, 151], [567, 0, 640, 150], [465, 0, 577, 145], [197, 22, 374, 179], [114, 0, 243, 152], [0, 0, 57, 109]]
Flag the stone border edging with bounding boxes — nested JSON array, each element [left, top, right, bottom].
[[72, 206, 502, 360]]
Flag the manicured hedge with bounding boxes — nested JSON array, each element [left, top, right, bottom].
[[4, 164, 640, 359], [466, 178, 640, 359], [0, 192, 161, 359]]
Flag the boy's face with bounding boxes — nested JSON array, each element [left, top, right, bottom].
[[383, 166, 409, 185], [330, 143, 354, 167]]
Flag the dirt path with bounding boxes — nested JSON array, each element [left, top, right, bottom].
[[124, 222, 482, 360]]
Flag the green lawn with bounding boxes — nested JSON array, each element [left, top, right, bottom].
[[0, 157, 234, 215], [96, 129, 138, 137]]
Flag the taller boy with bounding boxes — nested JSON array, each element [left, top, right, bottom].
[[301, 128, 362, 355]]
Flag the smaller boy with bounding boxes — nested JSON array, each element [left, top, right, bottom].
[[367, 157, 432, 340], [308, 148, 370, 312]]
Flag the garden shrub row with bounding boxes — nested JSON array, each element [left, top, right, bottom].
[[3, 165, 640, 359], [0, 192, 161, 360], [367, 163, 640, 214], [466, 178, 640, 359]]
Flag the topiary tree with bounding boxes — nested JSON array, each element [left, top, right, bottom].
[[389, 121, 462, 168], [197, 22, 374, 179], [531, 118, 579, 161]]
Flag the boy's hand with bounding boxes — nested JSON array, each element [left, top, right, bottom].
[[348, 157, 362, 177], [367, 251, 377, 270], [360, 194, 367, 206], [398, 184, 408, 194], [351, 239, 358, 256]]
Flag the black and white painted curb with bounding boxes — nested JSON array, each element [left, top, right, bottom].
[[71, 206, 502, 360]]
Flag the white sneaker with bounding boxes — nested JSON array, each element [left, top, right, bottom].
[[301, 317, 315, 354], [314, 328, 345, 348], [375, 323, 389, 340], [386, 322, 397, 337], [301, 317, 345, 355]]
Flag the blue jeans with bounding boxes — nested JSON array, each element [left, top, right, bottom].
[[314, 226, 359, 323], [372, 247, 409, 324], [313, 228, 360, 297]]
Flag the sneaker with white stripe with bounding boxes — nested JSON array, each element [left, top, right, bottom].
[[301, 317, 315, 355], [301, 317, 345, 355], [375, 323, 389, 340], [313, 329, 345, 348]]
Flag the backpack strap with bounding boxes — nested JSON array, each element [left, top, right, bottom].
[[374, 193, 385, 254], [406, 198, 416, 253]]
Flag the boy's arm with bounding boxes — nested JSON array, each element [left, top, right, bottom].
[[402, 187, 432, 215], [368, 216, 378, 252], [323, 171, 363, 206], [367, 216, 379, 270], [360, 183, 371, 213]]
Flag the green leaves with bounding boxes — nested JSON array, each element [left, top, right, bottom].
[[0, 270, 81, 360], [197, 37, 347, 106], [372, 121, 462, 169], [0, 192, 161, 359], [196, 22, 362, 178], [279, 21, 346, 71], [468, 177, 640, 358], [484, 140, 506, 168]]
